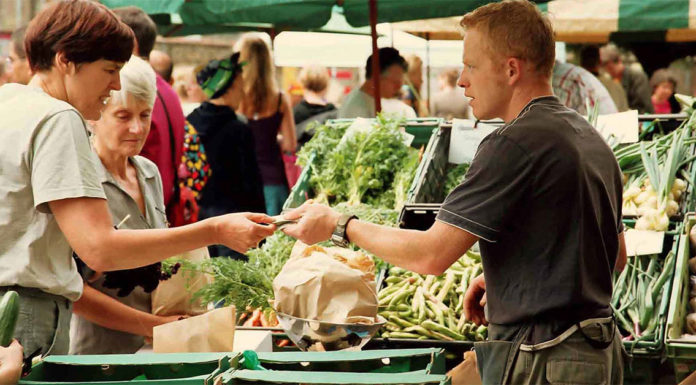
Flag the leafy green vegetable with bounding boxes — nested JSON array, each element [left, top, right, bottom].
[[168, 233, 295, 313], [444, 163, 470, 195], [306, 115, 418, 209]]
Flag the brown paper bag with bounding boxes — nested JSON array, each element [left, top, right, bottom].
[[448, 351, 482, 385], [153, 305, 236, 353], [151, 247, 212, 316], [273, 252, 377, 324]]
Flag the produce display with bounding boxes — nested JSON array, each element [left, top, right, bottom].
[[611, 252, 675, 347], [169, 117, 420, 325], [444, 163, 470, 196], [378, 250, 487, 342], [298, 116, 421, 210], [683, 227, 696, 337], [618, 128, 693, 230]]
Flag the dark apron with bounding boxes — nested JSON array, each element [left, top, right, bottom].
[[474, 317, 616, 385]]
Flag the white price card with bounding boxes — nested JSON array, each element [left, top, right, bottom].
[[595, 110, 639, 144], [624, 229, 664, 256], [449, 119, 497, 164]]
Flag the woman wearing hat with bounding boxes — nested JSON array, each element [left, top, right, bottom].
[[187, 53, 266, 260]]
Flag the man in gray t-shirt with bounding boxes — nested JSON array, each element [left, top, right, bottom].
[[281, 2, 626, 384]]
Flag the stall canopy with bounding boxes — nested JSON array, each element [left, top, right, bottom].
[[100, 0, 551, 31], [392, 0, 696, 43]]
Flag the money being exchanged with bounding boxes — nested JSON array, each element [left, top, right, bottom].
[[271, 216, 298, 230]]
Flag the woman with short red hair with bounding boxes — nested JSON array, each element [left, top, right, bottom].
[[0, 0, 274, 357]]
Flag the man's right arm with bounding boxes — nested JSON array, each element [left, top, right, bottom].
[[615, 232, 627, 272], [49, 197, 274, 272]]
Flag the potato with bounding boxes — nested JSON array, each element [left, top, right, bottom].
[[687, 313, 696, 334]]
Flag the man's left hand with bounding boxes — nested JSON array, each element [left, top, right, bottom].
[[281, 201, 340, 245]]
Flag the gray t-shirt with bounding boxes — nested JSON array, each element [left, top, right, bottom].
[[338, 88, 416, 119], [70, 155, 167, 354], [0, 84, 106, 301], [437, 96, 623, 343]]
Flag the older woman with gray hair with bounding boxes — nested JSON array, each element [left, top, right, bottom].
[[69, 56, 185, 354]]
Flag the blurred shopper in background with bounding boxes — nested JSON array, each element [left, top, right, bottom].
[[149, 50, 174, 84], [114, 7, 188, 224], [293, 65, 337, 148], [430, 68, 470, 120], [173, 65, 207, 116], [650, 69, 681, 114], [580, 45, 629, 112], [600, 44, 654, 113], [187, 53, 266, 259], [552, 60, 617, 116], [339, 47, 416, 119], [7, 26, 33, 85], [402, 54, 428, 116], [238, 34, 297, 216]]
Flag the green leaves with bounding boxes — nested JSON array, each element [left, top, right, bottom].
[[307, 115, 417, 208]]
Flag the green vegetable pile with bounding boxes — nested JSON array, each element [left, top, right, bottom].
[[444, 163, 470, 196], [611, 252, 675, 349], [299, 115, 420, 210], [378, 250, 487, 342]]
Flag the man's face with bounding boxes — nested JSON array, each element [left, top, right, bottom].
[[458, 28, 509, 120], [603, 59, 625, 79], [380, 64, 405, 98], [7, 42, 32, 85]]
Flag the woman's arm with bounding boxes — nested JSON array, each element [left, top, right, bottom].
[[73, 284, 182, 338], [49, 198, 275, 272], [278, 93, 298, 153]]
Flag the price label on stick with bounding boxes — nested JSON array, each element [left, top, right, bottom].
[[624, 229, 664, 256], [450, 119, 497, 164], [595, 110, 639, 144]]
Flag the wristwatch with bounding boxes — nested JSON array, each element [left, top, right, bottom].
[[331, 214, 358, 248]]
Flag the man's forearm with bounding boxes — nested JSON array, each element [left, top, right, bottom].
[[346, 220, 436, 274], [346, 219, 478, 275]]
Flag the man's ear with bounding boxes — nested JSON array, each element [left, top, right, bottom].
[[506, 57, 524, 86]]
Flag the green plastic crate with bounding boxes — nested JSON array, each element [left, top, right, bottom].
[[218, 370, 450, 384], [407, 124, 451, 205], [665, 214, 696, 381], [20, 353, 236, 385], [219, 348, 449, 384], [617, 220, 681, 356], [406, 121, 503, 205], [283, 151, 315, 210], [252, 348, 445, 374], [327, 118, 441, 149]]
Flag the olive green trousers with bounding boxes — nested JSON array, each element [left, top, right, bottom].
[[477, 321, 625, 385], [0, 286, 72, 358]]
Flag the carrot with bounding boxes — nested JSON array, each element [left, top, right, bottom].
[[246, 309, 262, 327], [276, 339, 290, 348]]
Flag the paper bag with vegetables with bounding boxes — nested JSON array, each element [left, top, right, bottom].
[[273, 244, 378, 324], [151, 247, 212, 316], [153, 305, 235, 353]]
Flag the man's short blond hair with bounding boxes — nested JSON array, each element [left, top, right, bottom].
[[460, 0, 555, 78], [298, 65, 329, 93]]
